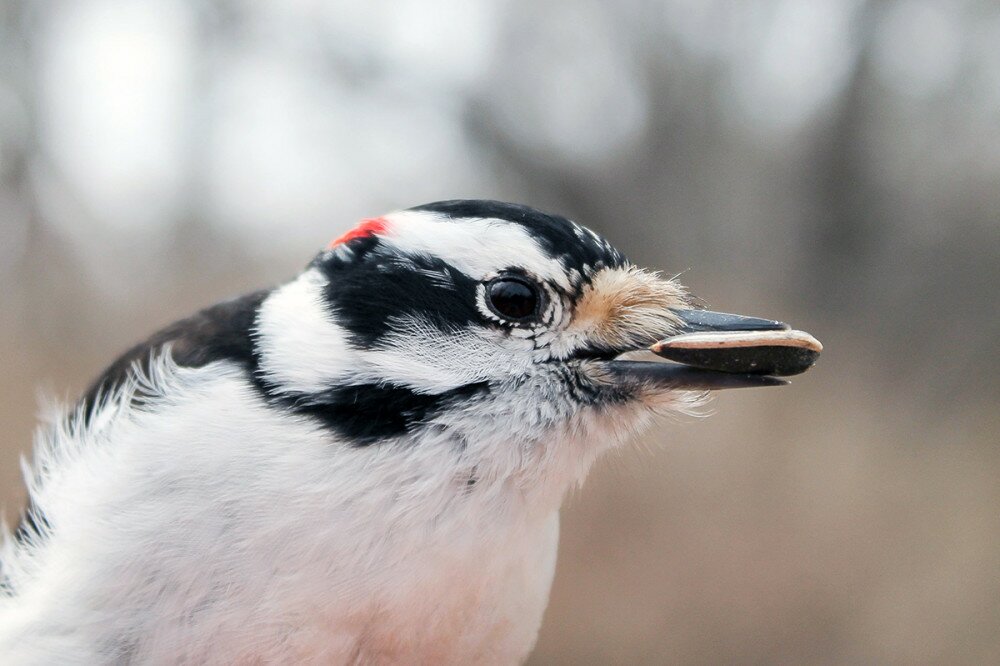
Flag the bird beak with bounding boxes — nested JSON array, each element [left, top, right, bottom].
[[670, 309, 787, 334], [600, 309, 822, 391]]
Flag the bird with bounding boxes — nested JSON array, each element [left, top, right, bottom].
[[0, 200, 805, 664]]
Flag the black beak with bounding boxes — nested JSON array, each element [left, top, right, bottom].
[[603, 360, 790, 390], [600, 309, 821, 391], [672, 309, 789, 334]]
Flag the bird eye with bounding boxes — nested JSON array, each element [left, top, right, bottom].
[[485, 277, 540, 322]]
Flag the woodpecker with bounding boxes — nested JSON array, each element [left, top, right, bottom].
[[0, 200, 817, 664]]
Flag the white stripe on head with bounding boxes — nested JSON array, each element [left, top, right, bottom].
[[380, 210, 572, 289]]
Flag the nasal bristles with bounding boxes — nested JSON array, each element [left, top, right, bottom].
[[573, 266, 691, 349]]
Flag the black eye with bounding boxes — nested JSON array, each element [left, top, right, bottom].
[[486, 277, 540, 322]]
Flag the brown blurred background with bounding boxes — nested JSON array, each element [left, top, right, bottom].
[[2, 1, 999, 663]]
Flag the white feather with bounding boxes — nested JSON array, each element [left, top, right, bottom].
[[381, 211, 571, 290], [255, 270, 355, 394], [0, 348, 675, 663]]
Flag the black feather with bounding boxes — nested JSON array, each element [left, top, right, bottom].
[[315, 239, 481, 348], [78, 289, 270, 420], [252, 378, 490, 446]]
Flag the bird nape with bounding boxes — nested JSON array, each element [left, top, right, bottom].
[[0, 199, 821, 664]]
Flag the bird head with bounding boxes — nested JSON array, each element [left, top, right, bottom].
[[252, 200, 790, 497]]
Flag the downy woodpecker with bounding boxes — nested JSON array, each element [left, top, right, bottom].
[[0, 200, 818, 664]]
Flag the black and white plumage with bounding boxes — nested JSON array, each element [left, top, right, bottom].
[[0, 200, 793, 664]]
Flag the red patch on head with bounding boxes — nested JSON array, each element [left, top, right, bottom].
[[326, 217, 390, 249]]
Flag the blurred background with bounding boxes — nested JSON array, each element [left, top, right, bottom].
[[1, 0, 999, 662]]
